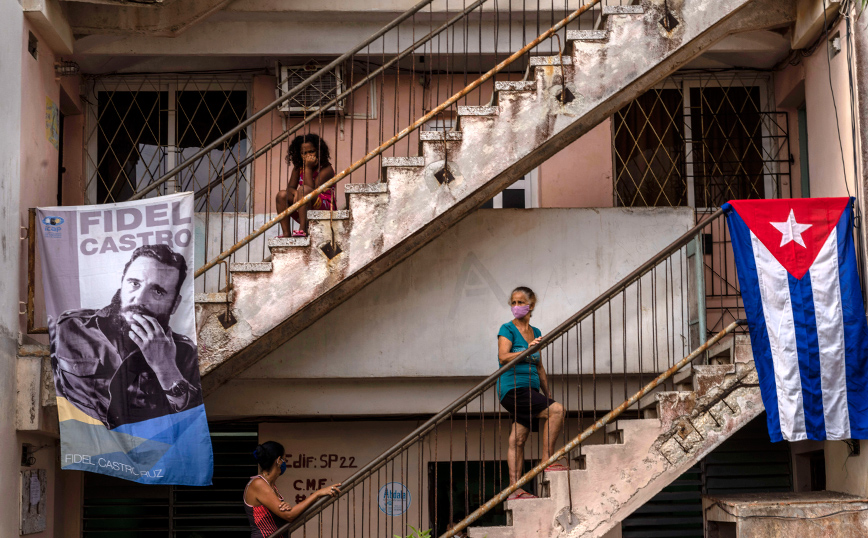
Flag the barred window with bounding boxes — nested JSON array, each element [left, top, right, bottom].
[[87, 77, 250, 212], [614, 75, 789, 208]]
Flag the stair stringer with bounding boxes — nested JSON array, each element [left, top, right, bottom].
[[196, 0, 796, 394], [468, 360, 764, 538]]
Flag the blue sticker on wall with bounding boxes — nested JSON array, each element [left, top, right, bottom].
[[378, 482, 410, 516]]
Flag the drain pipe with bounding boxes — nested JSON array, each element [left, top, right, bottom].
[[852, 6, 868, 295]]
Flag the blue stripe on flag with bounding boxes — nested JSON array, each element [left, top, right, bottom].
[[836, 201, 868, 438], [723, 203, 783, 441], [787, 271, 826, 439]]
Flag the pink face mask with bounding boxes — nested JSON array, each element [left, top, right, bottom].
[[511, 304, 531, 319]]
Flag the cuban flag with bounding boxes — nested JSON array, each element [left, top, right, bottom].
[[724, 197, 868, 441]]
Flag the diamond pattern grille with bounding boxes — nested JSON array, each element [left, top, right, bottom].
[[86, 77, 249, 211], [614, 74, 791, 209], [613, 88, 686, 207]]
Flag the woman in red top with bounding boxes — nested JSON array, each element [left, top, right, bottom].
[[243, 441, 340, 537], [276, 134, 336, 238]]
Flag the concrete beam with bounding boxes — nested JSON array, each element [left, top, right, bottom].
[[792, 0, 840, 49], [23, 0, 74, 55], [66, 0, 232, 37]]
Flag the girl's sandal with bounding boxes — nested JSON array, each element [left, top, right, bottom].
[[291, 230, 308, 237], [507, 490, 537, 500]]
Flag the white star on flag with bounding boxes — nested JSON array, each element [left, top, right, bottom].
[[771, 209, 812, 248]]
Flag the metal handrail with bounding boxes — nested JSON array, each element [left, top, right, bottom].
[[191, 0, 489, 202], [128, 0, 453, 202], [443, 319, 747, 538], [269, 208, 727, 537], [194, 0, 605, 279]]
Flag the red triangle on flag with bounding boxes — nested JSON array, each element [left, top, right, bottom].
[[728, 198, 849, 280]]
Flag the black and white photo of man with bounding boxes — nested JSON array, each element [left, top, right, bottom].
[[49, 244, 202, 429]]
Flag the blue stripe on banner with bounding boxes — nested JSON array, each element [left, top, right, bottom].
[[61, 404, 213, 486], [134, 405, 213, 485], [787, 271, 826, 439], [836, 200, 868, 438], [723, 204, 783, 441]]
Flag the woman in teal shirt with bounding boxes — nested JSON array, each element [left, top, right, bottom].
[[497, 286, 566, 500]]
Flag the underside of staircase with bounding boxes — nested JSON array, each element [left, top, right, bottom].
[[195, 0, 796, 395], [468, 335, 763, 538]]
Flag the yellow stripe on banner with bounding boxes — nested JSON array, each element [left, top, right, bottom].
[[56, 397, 105, 426]]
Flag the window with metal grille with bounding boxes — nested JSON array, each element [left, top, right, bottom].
[[87, 77, 250, 212], [613, 74, 791, 209], [82, 425, 258, 537]]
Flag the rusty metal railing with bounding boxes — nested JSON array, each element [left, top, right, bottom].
[[443, 319, 746, 538], [264, 208, 744, 538]]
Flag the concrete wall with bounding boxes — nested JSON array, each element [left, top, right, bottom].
[[1, 5, 25, 538], [800, 16, 857, 199], [206, 207, 694, 417], [539, 119, 614, 208], [13, 15, 79, 538]]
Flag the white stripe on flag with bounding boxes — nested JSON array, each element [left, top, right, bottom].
[[809, 230, 851, 440], [751, 231, 807, 440]]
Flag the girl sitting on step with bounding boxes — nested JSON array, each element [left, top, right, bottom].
[[276, 133, 336, 238]]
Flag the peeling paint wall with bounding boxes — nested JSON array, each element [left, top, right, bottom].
[[1, 4, 25, 538]]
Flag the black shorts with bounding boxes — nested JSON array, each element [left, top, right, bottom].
[[499, 388, 556, 432]]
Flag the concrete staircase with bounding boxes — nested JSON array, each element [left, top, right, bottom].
[[468, 335, 764, 538], [195, 0, 795, 393]]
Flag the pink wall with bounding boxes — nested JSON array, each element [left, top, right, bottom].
[[801, 17, 857, 199], [19, 20, 64, 342], [539, 118, 614, 208]]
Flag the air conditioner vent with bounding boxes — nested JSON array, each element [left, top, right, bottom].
[[278, 63, 344, 115]]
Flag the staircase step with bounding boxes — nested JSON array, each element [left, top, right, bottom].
[[602, 5, 644, 16], [638, 386, 664, 417], [494, 80, 537, 92], [457, 106, 499, 116], [734, 334, 752, 363], [344, 182, 388, 194], [267, 237, 310, 250], [308, 209, 349, 220], [420, 130, 463, 141], [468, 527, 513, 538], [567, 29, 608, 41], [381, 156, 424, 167], [195, 292, 231, 304], [529, 55, 573, 66], [656, 391, 697, 430], [230, 262, 272, 273], [692, 364, 736, 397], [673, 365, 694, 390], [604, 422, 629, 444]]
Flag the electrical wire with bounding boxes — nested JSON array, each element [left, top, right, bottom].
[[823, 0, 853, 196]]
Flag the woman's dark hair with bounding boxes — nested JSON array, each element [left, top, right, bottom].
[[510, 286, 537, 304], [252, 441, 285, 470], [287, 133, 331, 169]]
